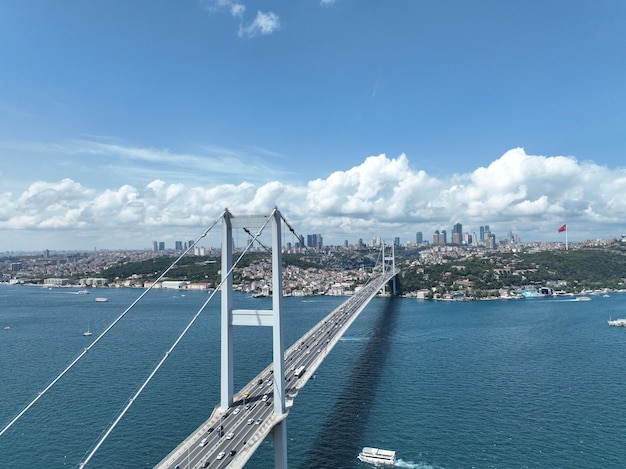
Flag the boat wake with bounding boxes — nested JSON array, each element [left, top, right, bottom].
[[395, 460, 446, 469], [339, 336, 367, 342]]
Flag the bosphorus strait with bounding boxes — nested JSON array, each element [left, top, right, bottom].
[[1, 285, 625, 468]]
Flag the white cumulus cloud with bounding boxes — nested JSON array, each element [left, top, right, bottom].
[[2, 148, 626, 250]]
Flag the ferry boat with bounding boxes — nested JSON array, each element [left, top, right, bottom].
[[357, 447, 396, 466]]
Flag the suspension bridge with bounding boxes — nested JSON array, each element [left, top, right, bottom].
[[0, 208, 399, 469]]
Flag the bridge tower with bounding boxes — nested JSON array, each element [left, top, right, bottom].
[[220, 208, 288, 469], [381, 241, 397, 296]]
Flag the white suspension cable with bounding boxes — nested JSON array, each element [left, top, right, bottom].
[[0, 212, 225, 439]]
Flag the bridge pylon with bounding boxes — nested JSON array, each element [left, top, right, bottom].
[[381, 241, 397, 296], [220, 208, 288, 469]]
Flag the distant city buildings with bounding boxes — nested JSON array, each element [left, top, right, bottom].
[[452, 223, 462, 245], [412, 222, 520, 249], [306, 234, 323, 250], [433, 230, 447, 245]]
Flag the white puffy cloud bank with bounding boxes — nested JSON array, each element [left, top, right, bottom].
[[2, 148, 626, 250]]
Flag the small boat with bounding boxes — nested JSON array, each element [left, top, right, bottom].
[[357, 447, 396, 466], [577, 296, 591, 301], [76, 290, 89, 294], [608, 318, 626, 327], [83, 325, 93, 336], [95, 297, 109, 302]]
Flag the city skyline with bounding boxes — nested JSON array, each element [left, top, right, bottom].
[[2, 1, 626, 251]]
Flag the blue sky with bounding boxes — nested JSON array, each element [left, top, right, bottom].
[[1, 0, 626, 251]]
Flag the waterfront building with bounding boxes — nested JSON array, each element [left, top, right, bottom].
[[43, 277, 71, 286]]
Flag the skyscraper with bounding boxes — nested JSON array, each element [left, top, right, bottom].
[[416, 231, 423, 244], [306, 234, 323, 250], [433, 230, 447, 245], [452, 223, 463, 245]]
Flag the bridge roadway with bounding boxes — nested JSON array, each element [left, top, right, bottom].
[[154, 270, 397, 469]]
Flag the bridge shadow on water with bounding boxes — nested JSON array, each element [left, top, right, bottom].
[[299, 297, 400, 468]]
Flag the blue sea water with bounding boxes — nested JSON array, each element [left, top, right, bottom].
[[1, 285, 626, 468]]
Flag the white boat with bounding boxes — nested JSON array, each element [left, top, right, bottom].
[[83, 324, 93, 336], [577, 296, 591, 301], [357, 447, 396, 466], [95, 297, 109, 302], [608, 318, 626, 327], [77, 290, 89, 294]]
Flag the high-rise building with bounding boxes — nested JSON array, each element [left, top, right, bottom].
[[306, 234, 323, 249], [175, 241, 183, 251], [416, 231, 423, 244], [153, 241, 158, 252], [433, 230, 447, 245], [394, 237, 400, 247], [158, 242, 165, 251], [452, 223, 463, 244], [296, 235, 304, 248]]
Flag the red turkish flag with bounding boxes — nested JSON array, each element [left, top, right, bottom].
[[558, 224, 567, 233]]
